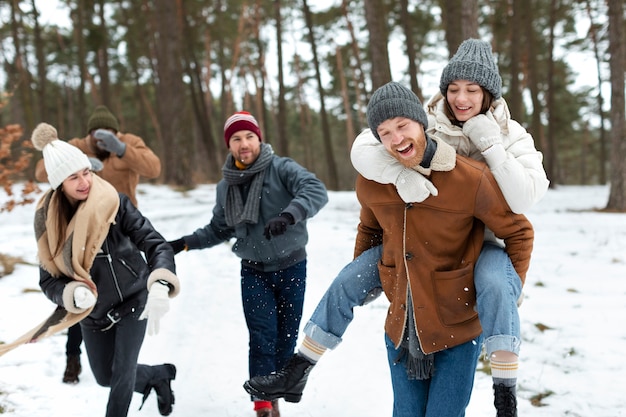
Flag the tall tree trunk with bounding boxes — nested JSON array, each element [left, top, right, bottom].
[[606, 0, 626, 210], [507, 0, 524, 121], [8, 0, 33, 129], [546, 0, 560, 184], [341, 0, 367, 127], [96, 0, 111, 107], [293, 53, 313, 169], [274, 0, 288, 156], [180, 1, 220, 182], [399, 0, 423, 100], [523, 0, 551, 184], [441, 0, 478, 57], [363, 0, 391, 89], [302, 0, 338, 189], [152, 0, 193, 186], [441, 0, 461, 57], [460, 0, 478, 39], [72, 0, 88, 133], [585, 0, 608, 184], [336, 45, 355, 151], [31, 0, 47, 123]]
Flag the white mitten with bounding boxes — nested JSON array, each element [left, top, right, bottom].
[[139, 281, 170, 335], [351, 129, 400, 185], [351, 129, 438, 203], [462, 111, 503, 152], [395, 169, 439, 203], [73, 286, 96, 309]]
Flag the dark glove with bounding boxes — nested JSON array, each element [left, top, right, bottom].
[[263, 212, 295, 240], [94, 129, 126, 157], [168, 238, 187, 254], [88, 157, 104, 172]]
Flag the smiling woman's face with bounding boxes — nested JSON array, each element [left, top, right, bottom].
[[446, 80, 485, 122], [61, 168, 92, 205]]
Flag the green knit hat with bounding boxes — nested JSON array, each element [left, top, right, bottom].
[[366, 82, 428, 141], [87, 105, 119, 133], [439, 38, 502, 99]]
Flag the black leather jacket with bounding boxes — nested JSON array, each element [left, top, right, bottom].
[[39, 194, 176, 329]]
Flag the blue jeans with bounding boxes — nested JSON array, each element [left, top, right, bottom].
[[386, 333, 483, 417], [306, 243, 521, 357], [475, 243, 522, 356], [304, 246, 383, 348], [241, 260, 306, 378]]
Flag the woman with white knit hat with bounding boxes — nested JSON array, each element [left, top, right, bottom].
[[31, 123, 181, 417]]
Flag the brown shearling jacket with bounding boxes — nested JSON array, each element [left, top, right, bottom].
[[354, 153, 534, 354]]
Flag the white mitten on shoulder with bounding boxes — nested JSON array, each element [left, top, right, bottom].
[[351, 128, 438, 203], [351, 129, 400, 184]]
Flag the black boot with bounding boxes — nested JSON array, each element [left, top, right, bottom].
[[493, 383, 517, 417], [243, 354, 315, 403], [141, 364, 176, 416], [62, 354, 81, 384]]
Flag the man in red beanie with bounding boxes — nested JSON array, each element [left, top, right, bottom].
[[168, 111, 328, 417]]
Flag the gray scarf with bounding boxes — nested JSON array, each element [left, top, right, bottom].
[[396, 289, 435, 380], [222, 143, 274, 227]]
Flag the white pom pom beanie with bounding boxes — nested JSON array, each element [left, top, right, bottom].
[[31, 123, 91, 190]]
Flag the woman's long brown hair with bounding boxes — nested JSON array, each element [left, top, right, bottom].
[[51, 188, 79, 258]]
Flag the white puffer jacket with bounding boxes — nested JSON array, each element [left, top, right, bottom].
[[351, 93, 549, 246], [351, 93, 549, 214]]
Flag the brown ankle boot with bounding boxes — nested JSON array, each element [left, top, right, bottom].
[[271, 400, 280, 417], [62, 354, 81, 384], [255, 408, 271, 417]]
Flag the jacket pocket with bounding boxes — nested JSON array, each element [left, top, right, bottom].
[[117, 258, 139, 278], [378, 261, 397, 302], [432, 263, 477, 326]]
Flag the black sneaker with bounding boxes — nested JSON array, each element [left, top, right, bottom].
[[493, 383, 517, 417], [243, 354, 315, 403]]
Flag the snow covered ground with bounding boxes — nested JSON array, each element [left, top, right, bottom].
[[0, 183, 624, 417]]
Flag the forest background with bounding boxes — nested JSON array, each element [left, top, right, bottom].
[[1, 0, 625, 210]]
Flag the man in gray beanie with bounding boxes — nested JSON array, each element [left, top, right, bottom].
[[244, 81, 534, 417]]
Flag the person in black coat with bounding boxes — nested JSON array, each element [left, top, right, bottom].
[[32, 123, 181, 417]]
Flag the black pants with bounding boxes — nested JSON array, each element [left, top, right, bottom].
[[65, 323, 83, 356], [81, 315, 172, 417]]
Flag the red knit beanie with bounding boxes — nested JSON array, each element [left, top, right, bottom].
[[223, 111, 262, 148]]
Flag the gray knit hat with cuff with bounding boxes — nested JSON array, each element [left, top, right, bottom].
[[366, 81, 428, 141], [439, 38, 502, 99]]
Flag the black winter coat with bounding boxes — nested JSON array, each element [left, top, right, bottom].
[[39, 193, 176, 329]]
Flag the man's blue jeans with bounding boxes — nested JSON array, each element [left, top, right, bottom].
[[241, 260, 307, 378], [385, 333, 483, 417], [304, 246, 383, 349], [305, 242, 522, 357]]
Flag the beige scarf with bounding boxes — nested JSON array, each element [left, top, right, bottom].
[[0, 176, 119, 357]]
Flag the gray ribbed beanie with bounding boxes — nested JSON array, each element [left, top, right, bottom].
[[366, 82, 428, 141], [439, 39, 502, 99]]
